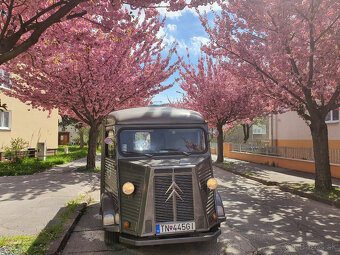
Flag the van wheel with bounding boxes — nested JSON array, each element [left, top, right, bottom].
[[104, 231, 119, 245]]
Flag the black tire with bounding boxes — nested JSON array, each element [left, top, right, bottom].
[[104, 230, 119, 245]]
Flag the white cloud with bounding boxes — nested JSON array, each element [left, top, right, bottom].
[[158, 2, 221, 19], [190, 36, 209, 54], [157, 25, 186, 51], [157, 6, 190, 19], [157, 26, 166, 39], [189, 2, 222, 16], [167, 24, 177, 32]]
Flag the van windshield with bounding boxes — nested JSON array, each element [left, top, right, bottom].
[[119, 128, 206, 156]]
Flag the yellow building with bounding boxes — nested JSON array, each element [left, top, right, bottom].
[[0, 92, 58, 155]]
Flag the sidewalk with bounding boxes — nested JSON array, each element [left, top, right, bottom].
[[212, 155, 340, 208], [212, 155, 340, 187], [0, 156, 100, 236]]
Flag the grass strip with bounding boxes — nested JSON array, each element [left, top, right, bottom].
[[286, 183, 340, 202], [218, 161, 254, 176], [0, 146, 88, 176], [0, 196, 84, 255]]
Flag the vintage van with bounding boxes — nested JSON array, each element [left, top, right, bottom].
[[100, 107, 226, 246]]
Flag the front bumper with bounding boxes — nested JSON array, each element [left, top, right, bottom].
[[119, 228, 221, 246]]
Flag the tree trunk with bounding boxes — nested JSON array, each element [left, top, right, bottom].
[[79, 128, 84, 149], [216, 123, 224, 163], [242, 124, 250, 143], [87, 125, 99, 170], [97, 125, 102, 149], [309, 119, 332, 191]]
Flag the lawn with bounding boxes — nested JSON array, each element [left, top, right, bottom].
[[0, 146, 88, 176]]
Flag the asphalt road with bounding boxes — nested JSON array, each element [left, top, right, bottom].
[[62, 166, 340, 255]]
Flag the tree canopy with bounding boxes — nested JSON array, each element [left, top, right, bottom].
[[4, 9, 176, 169], [179, 55, 268, 162], [0, 0, 214, 64], [202, 0, 340, 190]]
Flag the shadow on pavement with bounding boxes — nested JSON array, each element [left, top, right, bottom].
[[63, 203, 222, 255], [0, 157, 99, 202], [215, 167, 340, 255]]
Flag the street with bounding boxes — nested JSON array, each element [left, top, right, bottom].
[[62, 166, 340, 255]]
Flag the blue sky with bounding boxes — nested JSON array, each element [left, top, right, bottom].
[[151, 5, 220, 104]]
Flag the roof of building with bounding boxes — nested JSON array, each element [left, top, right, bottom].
[[107, 107, 205, 125]]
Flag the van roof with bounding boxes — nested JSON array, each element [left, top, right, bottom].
[[107, 107, 205, 125]]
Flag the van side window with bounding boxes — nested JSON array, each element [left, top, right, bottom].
[[105, 130, 116, 159]]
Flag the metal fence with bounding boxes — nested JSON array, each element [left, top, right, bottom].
[[210, 142, 217, 150], [231, 143, 340, 165]]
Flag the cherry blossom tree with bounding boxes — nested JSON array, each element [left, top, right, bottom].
[[179, 55, 268, 162], [201, 0, 340, 190], [0, 1, 215, 115], [0, 0, 214, 65], [4, 11, 177, 169]]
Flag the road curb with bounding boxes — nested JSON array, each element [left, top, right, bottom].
[[213, 162, 340, 209], [46, 202, 87, 255]]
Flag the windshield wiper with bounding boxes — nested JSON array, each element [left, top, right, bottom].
[[159, 149, 191, 156], [124, 152, 153, 158]]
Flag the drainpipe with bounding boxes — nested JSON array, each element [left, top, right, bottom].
[[270, 114, 274, 147]]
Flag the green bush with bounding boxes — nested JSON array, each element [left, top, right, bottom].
[[0, 146, 88, 176], [2, 138, 29, 163]]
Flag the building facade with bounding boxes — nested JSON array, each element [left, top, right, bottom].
[[0, 94, 58, 152], [272, 110, 340, 149]]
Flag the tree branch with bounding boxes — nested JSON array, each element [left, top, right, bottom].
[[0, 0, 87, 64], [0, 0, 15, 41]]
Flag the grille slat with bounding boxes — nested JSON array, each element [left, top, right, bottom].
[[175, 175, 194, 222], [104, 158, 118, 207], [196, 159, 216, 221], [154, 175, 173, 222], [119, 161, 146, 232]]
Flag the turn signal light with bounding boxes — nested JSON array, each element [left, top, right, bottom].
[[211, 214, 217, 221], [123, 221, 131, 228]]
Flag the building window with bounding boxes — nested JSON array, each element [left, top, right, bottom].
[[0, 69, 12, 89], [325, 109, 339, 123], [252, 125, 267, 135], [0, 111, 11, 130]]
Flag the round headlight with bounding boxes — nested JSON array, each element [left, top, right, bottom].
[[122, 182, 135, 195], [115, 213, 120, 224], [207, 178, 218, 190]]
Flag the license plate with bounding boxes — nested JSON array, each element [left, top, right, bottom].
[[156, 221, 195, 234]]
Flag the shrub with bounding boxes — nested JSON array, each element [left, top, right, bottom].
[[2, 138, 29, 163], [0, 146, 88, 176]]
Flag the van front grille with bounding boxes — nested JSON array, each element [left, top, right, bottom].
[[154, 169, 194, 223]]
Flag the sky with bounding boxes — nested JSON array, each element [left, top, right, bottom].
[[150, 4, 220, 104]]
